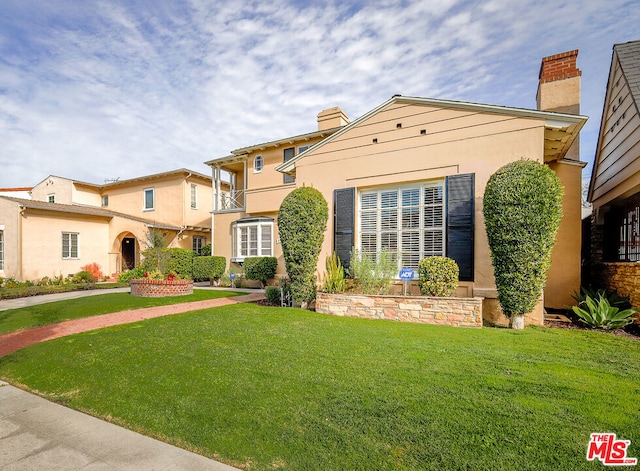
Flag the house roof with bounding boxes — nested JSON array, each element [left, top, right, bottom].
[[0, 196, 183, 231], [587, 40, 640, 203], [34, 169, 211, 190], [275, 95, 588, 174], [615, 40, 640, 115], [204, 127, 344, 166]]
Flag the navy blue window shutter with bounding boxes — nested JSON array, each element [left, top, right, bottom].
[[283, 148, 295, 184], [446, 174, 474, 281], [334, 188, 355, 270]]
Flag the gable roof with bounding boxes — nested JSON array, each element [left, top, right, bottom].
[[33, 169, 211, 191], [0, 196, 182, 231], [205, 128, 344, 166], [275, 95, 587, 174], [615, 40, 640, 116], [587, 40, 640, 202]]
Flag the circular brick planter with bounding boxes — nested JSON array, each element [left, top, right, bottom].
[[130, 279, 194, 297]]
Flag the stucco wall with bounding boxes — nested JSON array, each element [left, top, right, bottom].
[[0, 199, 20, 279], [296, 102, 546, 323], [20, 209, 111, 280]]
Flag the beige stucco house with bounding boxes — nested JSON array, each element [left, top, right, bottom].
[[207, 51, 587, 326], [0, 169, 213, 281], [588, 40, 640, 308]]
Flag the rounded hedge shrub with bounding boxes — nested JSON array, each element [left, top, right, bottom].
[[265, 286, 281, 305], [244, 257, 278, 287], [418, 256, 459, 296], [278, 186, 328, 306], [483, 159, 563, 329]]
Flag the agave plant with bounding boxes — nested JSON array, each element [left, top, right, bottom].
[[572, 294, 637, 330]]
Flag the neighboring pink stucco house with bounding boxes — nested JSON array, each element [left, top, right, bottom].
[[0, 169, 213, 281]]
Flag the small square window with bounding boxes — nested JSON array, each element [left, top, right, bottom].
[[47, 194, 55, 203]]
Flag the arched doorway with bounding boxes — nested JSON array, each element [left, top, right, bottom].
[[122, 237, 136, 271]]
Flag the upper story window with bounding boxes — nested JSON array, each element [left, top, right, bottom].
[[101, 195, 109, 207], [144, 188, 155, 211], [283, 148, 295, 184], [62, 232, 79, 259], [47, 194, 55, 203], [190, 184, 197, 209], [254, 155, 264, 173]]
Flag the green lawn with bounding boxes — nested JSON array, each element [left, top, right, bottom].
[[0, 289, 241, 334], [0, 304, 638, 470]]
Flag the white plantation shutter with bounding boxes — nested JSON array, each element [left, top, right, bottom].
[[359, 181, 446, 272]]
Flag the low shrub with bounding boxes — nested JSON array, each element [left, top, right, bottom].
[[217, 268, 245, 288], [200, 244, 212, 256], [193, 256, 226, 282], [71, 270, 96, 284], [418, 256, 459, 296], [265, 286, 281, 305], [572, 287, 632, 310], [243, 257, 278, 287], [118, 267, 146, 283], [322, 252, 346, 293], [571, 294, 637, 330], [81, 263, 104, 281], [348, 248, 397, 295]]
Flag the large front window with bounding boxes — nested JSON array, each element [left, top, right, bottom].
[[62, 232, 79, 259], [359, 181, 444, 270], [232, 218, 273, 262]]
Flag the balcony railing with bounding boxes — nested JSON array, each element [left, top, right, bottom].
[[216, 190, 245, 212]]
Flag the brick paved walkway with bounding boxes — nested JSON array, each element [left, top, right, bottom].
[[0, 293, 264, 357]]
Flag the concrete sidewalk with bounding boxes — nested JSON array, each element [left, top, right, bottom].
[[0, 380, 240, 470]]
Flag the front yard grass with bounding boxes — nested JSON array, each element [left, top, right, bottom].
[[0, 289, 241, 335], [0, 303, 638, 470]]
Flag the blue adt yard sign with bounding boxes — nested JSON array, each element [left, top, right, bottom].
[[399, 268, 414, 295], [399, 268, 415, 281]]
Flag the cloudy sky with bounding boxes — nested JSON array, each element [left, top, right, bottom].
[[0, 0, 638, 188]]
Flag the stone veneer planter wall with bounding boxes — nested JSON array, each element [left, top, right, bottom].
[[130, 279, 194, 297], [599, 262, 640, 322], [316, 292, 483, 328]]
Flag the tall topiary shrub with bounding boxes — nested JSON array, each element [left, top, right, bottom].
[[483, 159, 563, 329], [278, 186, 328, 307], [244, 256, 278, 287]]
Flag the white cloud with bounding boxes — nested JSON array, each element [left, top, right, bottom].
[[0, 0, 638, 186]]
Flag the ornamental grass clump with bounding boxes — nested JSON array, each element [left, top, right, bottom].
[[322, 252, 346, 293], [418, 256, 459, 296], [483, 159, 563, 329], [348, 248, 397, 295]]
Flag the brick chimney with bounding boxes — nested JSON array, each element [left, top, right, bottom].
[[536, 50, 581, 115], [317, 107, 349, 131], [536, 50, 581, 162]]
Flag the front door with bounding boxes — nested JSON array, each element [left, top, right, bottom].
[[122, 237, 136, 271]]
